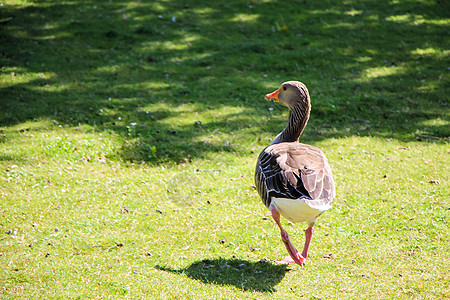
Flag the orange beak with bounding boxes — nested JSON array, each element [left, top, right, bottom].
[[265, 88, 279, 102]]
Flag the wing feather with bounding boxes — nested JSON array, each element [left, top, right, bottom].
[[255, 142, 335, 210]]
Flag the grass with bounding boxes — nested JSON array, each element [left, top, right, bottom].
[[1, 0, 449, 298]]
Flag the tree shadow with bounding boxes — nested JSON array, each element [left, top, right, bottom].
[[157, 258, 290, 292], [1, 0, 448, 163]]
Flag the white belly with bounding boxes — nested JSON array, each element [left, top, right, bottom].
[[271, 197, 325, 225]]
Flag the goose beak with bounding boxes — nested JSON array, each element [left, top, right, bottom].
[[265, 89, 279, 102]]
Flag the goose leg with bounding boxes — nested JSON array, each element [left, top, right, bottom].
[[302, 226, 313, 258], [271, 208, 305, 266]]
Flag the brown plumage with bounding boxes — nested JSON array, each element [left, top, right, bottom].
[[255, 81, 335, 266]]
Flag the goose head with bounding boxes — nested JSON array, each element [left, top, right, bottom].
[[265, 81, 310, 110]]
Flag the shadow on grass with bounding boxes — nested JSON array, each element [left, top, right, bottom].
[[1, 0, 448, 163], [157, 258, 289, 292]]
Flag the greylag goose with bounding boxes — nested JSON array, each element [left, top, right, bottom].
[[255, 81, 335, 266]]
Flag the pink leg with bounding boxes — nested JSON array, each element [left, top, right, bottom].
[[271, 208, 305, 266], [279, 227, 313, 264], [302, 226, 314, 258]]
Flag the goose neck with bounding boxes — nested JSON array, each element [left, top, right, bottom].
[[272, 105, 310, 144]]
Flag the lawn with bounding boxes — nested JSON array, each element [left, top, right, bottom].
[[1, 0, 449, 298]]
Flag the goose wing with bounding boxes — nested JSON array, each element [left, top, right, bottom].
[[255, 142, 335, 210]]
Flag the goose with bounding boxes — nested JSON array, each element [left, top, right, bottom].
[[255, 81, 335, 266]]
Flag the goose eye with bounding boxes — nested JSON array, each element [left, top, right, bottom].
[[282, 86, 287, 91]]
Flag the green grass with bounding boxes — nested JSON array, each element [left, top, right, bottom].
[[1, 0, 449, 298]]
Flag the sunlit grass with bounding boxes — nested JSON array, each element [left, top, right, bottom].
[[1, 0, 449, 298], [362, 65, 405, 80]]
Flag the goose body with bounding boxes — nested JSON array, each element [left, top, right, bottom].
[[256, 142, 334, 224], [255, 81, 335, 266]]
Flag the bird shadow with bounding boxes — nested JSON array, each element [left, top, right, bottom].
[[157, 258, 290, 292]]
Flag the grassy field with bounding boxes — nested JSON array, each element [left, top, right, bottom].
[[1, 0, 449, 298]]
